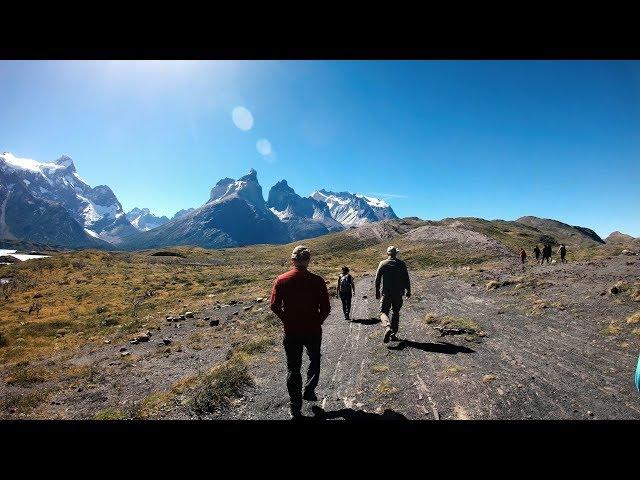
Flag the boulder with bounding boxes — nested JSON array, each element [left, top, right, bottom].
[[185, 311, 194, 318], [134, 331, 151, 342], [210, 319, 220, 326]]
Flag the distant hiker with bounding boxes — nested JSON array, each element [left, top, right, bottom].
[[270, 245, 331, 419], [375, 246, 411, 344], [520, 248, 527, 270], [337, 266, 355, 320], [533, 245, 541, 263], [559, 244, 567, 263], [541, 244, 552, 264]]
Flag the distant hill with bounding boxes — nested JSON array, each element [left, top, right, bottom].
[[516, 216, 604, 246]]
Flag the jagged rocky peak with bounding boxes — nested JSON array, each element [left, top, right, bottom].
[[267, 179, 298, 211], [209, 178, 235, 202], [126, 207, 170, 232], [54, 155, 76, 171], [210, 168, 265, 207]]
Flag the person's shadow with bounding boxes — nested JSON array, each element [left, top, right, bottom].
[[388, 339, 475, 354], [350, 317, 381, 325], [310, 405, 407, 421]]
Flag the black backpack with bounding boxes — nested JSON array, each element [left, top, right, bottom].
[[339, 274, 352, 294]]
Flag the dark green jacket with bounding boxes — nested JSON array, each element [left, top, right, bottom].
[[375, 257, 410, 297]]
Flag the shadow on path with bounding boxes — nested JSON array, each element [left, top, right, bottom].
[[388, 340, 475, 354], [309, 405, 407, 421], [350, 317, 381, 325]]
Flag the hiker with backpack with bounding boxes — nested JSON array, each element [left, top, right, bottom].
[[520, 248, 527, 270], [336, 266, 355, 320], [533, 245, 541, 263], [559, 244, 567, 263], [375, 246, 411, 344], [541, 244, 552, 264], [270, 245, 331, 419]]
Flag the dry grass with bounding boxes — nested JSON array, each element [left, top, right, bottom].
[[371, 364, 389, 373], [626, 312, 640, 325], [1, 389, 51, 415], [376, 378, 399, 395], [423, 313, 438, 324], [602, 322, 622, 336], [440, 316, 482, 335], [439, 365, 465, 378], [187, 353, 253, 416], [94, 408, 127, 420]]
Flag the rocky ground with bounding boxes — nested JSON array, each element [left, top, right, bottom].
[[1, 254, 639, 420]]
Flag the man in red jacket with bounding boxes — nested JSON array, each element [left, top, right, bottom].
[[270, 245, 331, 419]]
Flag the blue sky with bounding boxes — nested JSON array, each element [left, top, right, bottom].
[[1, 60, 639, 237]]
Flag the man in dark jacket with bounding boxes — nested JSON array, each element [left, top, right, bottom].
[[559, 244, 567, 263], [270, 245, 331, 419], [533, 245, 541, 263], [375, 246, 411, 344]]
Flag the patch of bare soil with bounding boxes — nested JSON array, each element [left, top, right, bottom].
[[402, 225, 513, 257]]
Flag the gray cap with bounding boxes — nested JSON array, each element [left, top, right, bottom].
[[291, 245, 311, 261], [387, 245, 398, 255]]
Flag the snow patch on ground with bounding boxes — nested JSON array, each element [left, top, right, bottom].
[[269, 207, 291, 221], [84, 228, 100, 238], [76, 194, 118, 225]]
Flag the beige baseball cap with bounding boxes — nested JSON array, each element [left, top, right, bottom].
[[387, 245, 399, 255], [291, 245, 311, 261]]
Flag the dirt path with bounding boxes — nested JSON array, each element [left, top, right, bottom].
[[234, 257, 640, 420]]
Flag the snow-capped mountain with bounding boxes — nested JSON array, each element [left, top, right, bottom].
[[0, 152, 136, 246], [124, 169, 290, 249], [2, 153, 401, 250], [126, 207, 170, 232], [310, 189, 398, 227], [266, 180, 344, 240]]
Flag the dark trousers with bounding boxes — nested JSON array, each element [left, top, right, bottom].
[[380, 294, 403, 333], [283, 334, 322, 411], [339, 292, 352, 318]]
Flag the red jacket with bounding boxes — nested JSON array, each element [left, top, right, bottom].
[[270, 266, 331, 336]]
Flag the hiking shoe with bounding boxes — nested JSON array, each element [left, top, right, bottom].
[[383, 328, 393, 344], [390, 333, 399, 342], [303, 390, 318, 402], [289, 406, 303, 420]]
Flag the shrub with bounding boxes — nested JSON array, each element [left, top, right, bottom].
[[188, 355, 252, 416]]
